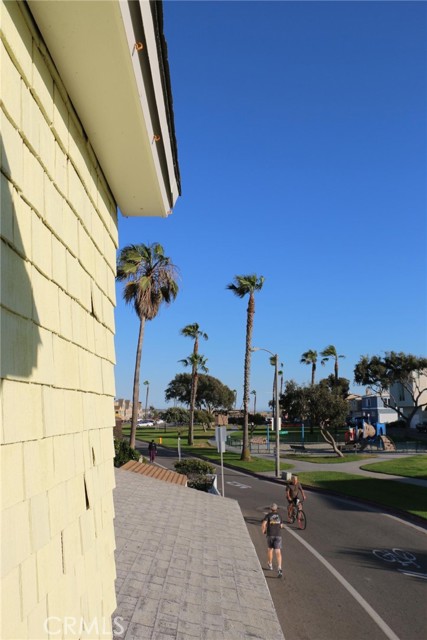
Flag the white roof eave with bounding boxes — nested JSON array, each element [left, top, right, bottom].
[[28, 0, 178, 217]]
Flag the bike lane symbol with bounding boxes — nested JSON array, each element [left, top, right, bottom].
[[372, 548, 427, 579]]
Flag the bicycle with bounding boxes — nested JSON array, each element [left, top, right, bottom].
[[287, 499, 307, 530]]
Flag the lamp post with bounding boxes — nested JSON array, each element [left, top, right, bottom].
[[143, 380, 150, 417], [251, 347, 281, 478]]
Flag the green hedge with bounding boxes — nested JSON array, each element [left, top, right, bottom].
[[114, 439, 140, 467], [174, 459, 216, 492], [174, 459, 215, 475]]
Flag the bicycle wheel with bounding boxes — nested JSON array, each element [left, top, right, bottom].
[[297, 509, 307, 530]]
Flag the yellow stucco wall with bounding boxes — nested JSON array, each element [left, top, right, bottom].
[[1, 2, 118, 638]]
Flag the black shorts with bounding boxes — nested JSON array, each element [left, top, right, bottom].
[[267, 535, 282, 550]]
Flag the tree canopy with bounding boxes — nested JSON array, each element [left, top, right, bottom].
[[280, 380, 348, 428], [165, 373, 235, 412], [300, 349, 318, 386], [320, 345, 345, 381], [319, 375, 350, 399], [280, 380, 348, 456], [161, 407, 189, 425], [354, 352, 427, 426]]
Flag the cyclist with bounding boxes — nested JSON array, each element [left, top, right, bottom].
[[286, 474, 306, 520]]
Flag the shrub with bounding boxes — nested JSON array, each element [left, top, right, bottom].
[[174, 459, 216, 492], [114, 438, 140, 467], [174, 459, 215, 476], [187, 476, 215, 491]]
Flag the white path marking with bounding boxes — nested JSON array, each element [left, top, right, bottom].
[[226, 480, 251, 489], [397, 569, 427, 579], [383, 513, 427, 534], [285, 527, 401, 640]]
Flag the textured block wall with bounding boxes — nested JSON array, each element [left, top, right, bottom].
[[1, 2, 118, 638]]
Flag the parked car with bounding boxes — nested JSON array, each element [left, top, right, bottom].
[[416, 422, 427, 433], [137, 419, 155, 427]]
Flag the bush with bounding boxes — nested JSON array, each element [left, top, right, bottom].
[[114, 438, 140, 467], [187, 476, 215, 491], [174, 459, 216, 492], [174, 459, 215, 475]]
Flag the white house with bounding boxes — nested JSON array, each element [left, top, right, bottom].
[[389, 371, 427, 428]]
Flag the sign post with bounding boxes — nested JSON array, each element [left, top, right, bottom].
[[177, 436, 181, 462], [215, 426, 227, 497]]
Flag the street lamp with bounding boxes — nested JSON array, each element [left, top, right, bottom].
[[143, 380, 150, 418], [251, 346, 281, 478]]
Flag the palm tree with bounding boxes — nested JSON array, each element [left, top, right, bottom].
[[116, 243, 179, 449], [279, 363, 284, 396], [227, 274, 265, 461], [180, 323, 208, 445], [179, 353, 208, 445], [320, 345, 345, 382], [143, 380, 150, 417], [233, 389, 237, 408], [251, 389, 257, 416], [300, 350, 318, 386]]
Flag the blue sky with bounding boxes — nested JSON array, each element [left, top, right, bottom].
[[114, 0, 427, 411]]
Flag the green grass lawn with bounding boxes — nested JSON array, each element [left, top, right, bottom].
[[288, 454, 373, 464], [295, 471, 427, 519], [360, 455, 427, 479]]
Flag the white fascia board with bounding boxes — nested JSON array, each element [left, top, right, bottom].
[[27, 0, 177, 218], [137, 0, 179, 205], [118, 0, 176, 215]]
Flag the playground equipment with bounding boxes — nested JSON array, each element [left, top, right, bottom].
[[344, 419, 396, 452]]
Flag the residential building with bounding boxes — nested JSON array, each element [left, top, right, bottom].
[[114, 399, 140, 422], [346, 393, 363, 420], [389, 371, 427, 428], [1, 1, 180, 638], [361, 392, 396, 425]]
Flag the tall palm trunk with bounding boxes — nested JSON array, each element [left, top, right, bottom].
[[334, 358, 339, 382], [311, 362, 316, 386], [242, 295, 254, 461], [188, 366, 197, 445], [187, 336, 200, 445], [130, 317, 145, 449]]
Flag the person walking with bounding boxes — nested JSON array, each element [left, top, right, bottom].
[[286, 474, 306, 520], [148, 439, 157, 463], [261, 503, 284, 577]]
